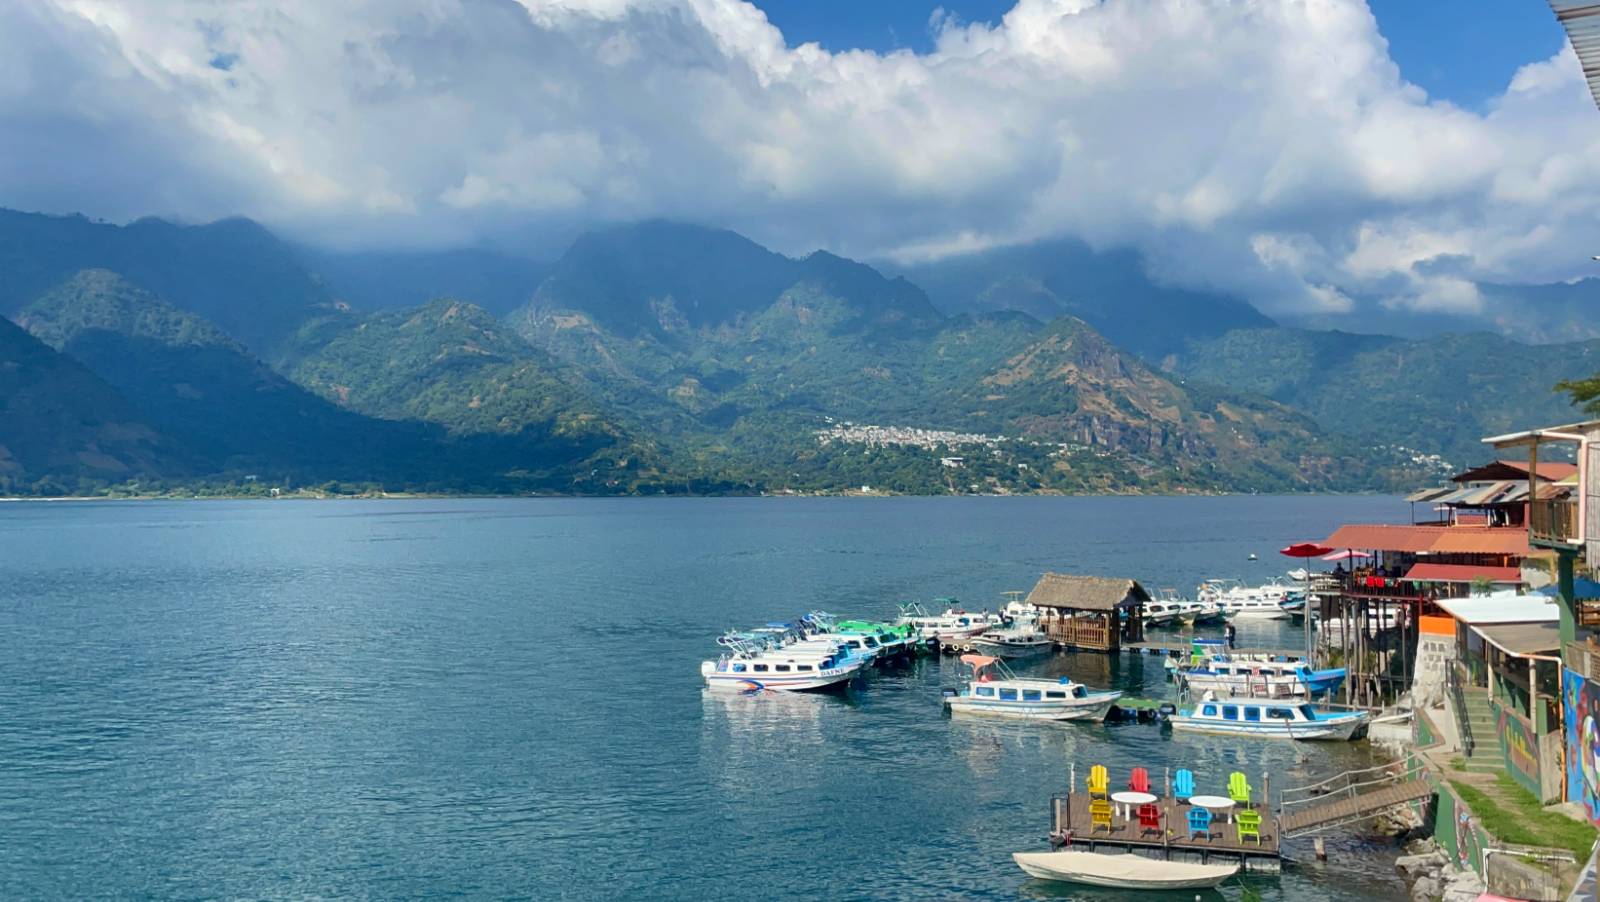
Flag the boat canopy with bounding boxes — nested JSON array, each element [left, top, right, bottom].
[[958, 654, 998, 669]]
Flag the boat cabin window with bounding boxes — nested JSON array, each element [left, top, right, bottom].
[[999, 688, 1018, 700], [1046, 691, 1067, 699], [797, 665, 813, 672], [775, 665, 791, 672], [976, 686, 996, 697], [753, 664, 769, 672], [1266, 707, 1294, 720], [732, 663, 746, 673], [1202, 704, 1217, 716], [1298, 705, 1318, 720], [1022, 690, 1041, 701], [1244, 707, 1261, 722], [1072, 686, 1087, 699], [1222, 705, 1238, 721]]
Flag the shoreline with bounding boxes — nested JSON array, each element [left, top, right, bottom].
[[0, 488, 1387, 503]]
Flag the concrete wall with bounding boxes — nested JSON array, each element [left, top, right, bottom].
[[1414, 617, 1458, 706]]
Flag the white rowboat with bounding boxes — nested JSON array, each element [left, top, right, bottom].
[[1012, 850, 1239, 889]]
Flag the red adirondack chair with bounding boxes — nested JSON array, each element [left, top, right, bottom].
[[1137, 803, 1162, 836], [1128, 766, 1150, 794]]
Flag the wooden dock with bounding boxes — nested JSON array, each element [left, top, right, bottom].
[[1051, 792, 1282, 871]]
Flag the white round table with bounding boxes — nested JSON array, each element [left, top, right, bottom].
[[1188, 794, 1235, 824], [1109, 790, 1157, 821]]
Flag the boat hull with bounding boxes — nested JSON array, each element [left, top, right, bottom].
[[969, 638, 1052, 658], [1013, 851, 1238, 889], [945, 692, 1121, 721], [700, 661, 860, 692], [1168, 714, 1367, 740]]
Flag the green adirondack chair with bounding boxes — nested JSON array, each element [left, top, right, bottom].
[[1227, 771, 1253, 809]]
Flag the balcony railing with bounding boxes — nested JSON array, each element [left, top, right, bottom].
[[1530, 499, 1581, 547]]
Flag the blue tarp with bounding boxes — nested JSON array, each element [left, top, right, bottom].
[[1539, 578, 1600, 601]]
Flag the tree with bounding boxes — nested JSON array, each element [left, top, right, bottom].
[[1556, 374, 1600, 416]]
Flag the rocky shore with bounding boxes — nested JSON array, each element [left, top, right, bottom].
[[1396, 839, 1486, 902]]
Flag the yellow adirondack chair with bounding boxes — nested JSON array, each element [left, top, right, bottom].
[[1089, 798, 1113, 833], [1236, 808, 1263, 845], [1227, 771, 1253, 809], [1088, 764, 1109, 799]]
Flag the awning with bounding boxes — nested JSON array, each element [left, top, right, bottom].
[[1539, 578, 1600, 601], [1321, 524, 1448, 553], [1434, 593, 1560, 625], [1428, 530, 1530, 556], [1403, 563, 1523, 584], [1473, 622, 1561, 658]]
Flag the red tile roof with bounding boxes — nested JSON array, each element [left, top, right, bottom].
[[1402, 563, 1523, 584], [1321, 524, 1530, 556]]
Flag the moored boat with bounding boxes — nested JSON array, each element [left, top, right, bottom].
[[943, 654, 1121, 721], [896, 601, 1001, 640], [1012, 850, 1239, 889], [969, 627, 1052, 658], [1177, 654, 1346, 697], [702, 636, 866, 692], [1168, 692, 1369, 740]]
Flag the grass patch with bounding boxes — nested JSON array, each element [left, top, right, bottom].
[[1449, 775, 1598, 861], [1450, 757, 1466, 772]]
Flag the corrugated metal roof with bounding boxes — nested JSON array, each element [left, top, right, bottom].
[[1403, 563, 1523, 584], [1320, 524, 1531, 555], [1474, 621, 1562, 657], [1435, 592, 1561, 625], [1406, 486, 1454, 503], [1551, 0, 1600, 111]]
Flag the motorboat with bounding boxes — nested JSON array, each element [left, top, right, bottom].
[[942, 654, 1121, 721], [896, 601, 1001, 640], [702, 636, 866, 692], [1197, 579, 1292, 620], [1177, 655, 1346, 697], [1140, 599, 1186, 627], [827, 616, 920, 659], [1013, 850, 1239, 889], [1169, 692, 1369, 740], [969, 627, 1052, 658]]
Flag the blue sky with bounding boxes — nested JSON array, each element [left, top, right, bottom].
[[756, 0, 1570, 110]]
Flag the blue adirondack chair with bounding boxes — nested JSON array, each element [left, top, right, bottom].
[[1174, 768, 1196, 803], [1187, 806, 1212, 839]]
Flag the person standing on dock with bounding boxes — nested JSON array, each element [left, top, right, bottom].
[[1224, 622, 1236, 649]]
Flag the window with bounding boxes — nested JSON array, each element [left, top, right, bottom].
[[1202, 704, 1217, 716], [976, 686, 996, 697], [999, 688, 1018, 700], [1244, 707, 1261, 722], [753, 664, 768, 673], [1299, 705, 1318, 720], [1046, 691, 1067, 699], [1222, 705, 1238, 721], [1266, 707, 1294, 720], [1022, 690, 1041, 701], [732, 663, 746, 673], [1072, 686, 1087, 698], [798, 665, 813, 672], [775, 665, 791, 672]]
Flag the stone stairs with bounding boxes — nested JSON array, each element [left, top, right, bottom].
[[1459, 689, 1504, 775]]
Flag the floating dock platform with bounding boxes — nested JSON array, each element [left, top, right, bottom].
[[1049, 791, 1283, 873]]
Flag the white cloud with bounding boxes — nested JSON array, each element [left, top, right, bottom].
[[7, 0, 1600, 323]]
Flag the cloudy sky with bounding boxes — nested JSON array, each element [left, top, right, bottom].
[[7, 0, 1600, 323]]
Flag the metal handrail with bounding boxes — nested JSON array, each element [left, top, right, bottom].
[[1279, 754, 1421, 808], [1447, 664, 1475, 758]]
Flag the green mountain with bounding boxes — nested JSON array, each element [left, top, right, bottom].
[[894, 237, 1274, 359], [0, 313, 182, 493], [1166, 328, 1600, 469], [0, 209, 335, 355], [296, 247, 549, 317]]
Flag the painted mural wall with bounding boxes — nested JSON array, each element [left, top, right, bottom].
[[1490, 697, 1543, 798], [1562, 666, 1600, 825]]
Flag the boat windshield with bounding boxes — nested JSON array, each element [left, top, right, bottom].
[[1298, 704, 1317, 720]]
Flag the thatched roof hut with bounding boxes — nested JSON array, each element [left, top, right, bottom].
[[1025, 573, 1150, 611]]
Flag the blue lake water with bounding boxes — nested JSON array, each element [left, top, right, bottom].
[[0, 496, 1414, 900]]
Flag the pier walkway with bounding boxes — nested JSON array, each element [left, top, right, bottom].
[[1277, 755, 1433, 838]]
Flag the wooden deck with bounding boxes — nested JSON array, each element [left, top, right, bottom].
[[1278, 779, 1433, 837], [1051, 792, 1282, 861]]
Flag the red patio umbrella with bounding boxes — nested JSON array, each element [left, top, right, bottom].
[[1280, 543, 1332, 655]]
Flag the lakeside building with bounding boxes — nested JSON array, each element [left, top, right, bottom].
[[1025, 573, 1149, 653]]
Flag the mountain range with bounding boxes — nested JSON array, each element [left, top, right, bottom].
[[1, 207, 1594, 496]]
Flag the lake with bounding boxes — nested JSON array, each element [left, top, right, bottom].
[[0, 495, 1414, 899]]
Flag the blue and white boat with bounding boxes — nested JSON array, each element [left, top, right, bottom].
[[702, 636, 866, 692], [1177, 655, 1346, 698], [1169, 692, 1369, 740], [942, 654, 1121, 721]]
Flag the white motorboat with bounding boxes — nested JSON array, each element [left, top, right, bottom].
[[1169, 692, 1369, 740], [896, 601, 1001, 640], [1177, 655, 1347, 697], [969, 627, 1052, 658], [701, 637, 866, 692], [1013, 850, 1239, 889], [942, 654, 1121, 721], [1140, 599, 1186, 627], [1198, 579, 1292, 620]]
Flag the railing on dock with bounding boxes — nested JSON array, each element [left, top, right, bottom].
[[1278, 753, 1432, 838], [1045, 617, 1111, 650], [1446, 664, 1474, 758]]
